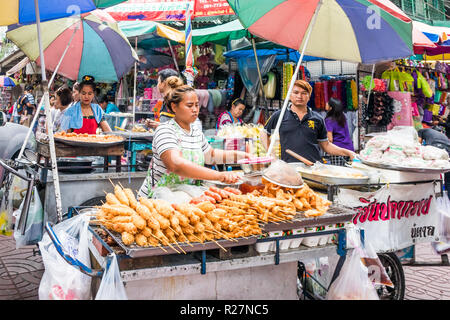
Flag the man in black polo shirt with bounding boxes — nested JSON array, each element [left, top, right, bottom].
[[261, 80, 356, 163]]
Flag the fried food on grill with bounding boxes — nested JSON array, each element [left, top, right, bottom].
[[55, 131, 124, 143], [121, 232, 135, 246], [123, 188, 138, 209], [114, 185, 129, 206]]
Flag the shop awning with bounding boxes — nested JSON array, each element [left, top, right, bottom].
[[224, 41, 327, 62], [118, 20, 185, 48], [6, 56, 29, 76], [413, 21, 450, 55], [192, 19, 249, 46]]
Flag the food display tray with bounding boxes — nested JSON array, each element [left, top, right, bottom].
[[262, 175, 304, 189], [54, 136, 125, 147], [289, 162, 369, 189], [101, 226, 257, 258], [108, 131, 154, 141], [261, 204, 355, 233], [360, 159, 450, 174]]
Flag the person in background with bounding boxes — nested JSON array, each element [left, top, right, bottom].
[[138, 85, 250, 198], [60, 75, 111, 134], [216, 98, 245, 130], [324, 97, 354, 166], [99, 95, 120, 114], [418, 128, 450, 199], [145, 69, 180, 129], [71, 82, 81, 106], [261, 80, 356, 163], [13, 88, 34, 126], [51, 86, 73, 133]]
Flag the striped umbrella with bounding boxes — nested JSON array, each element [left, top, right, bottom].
[[0, 76, 16, 87], [184, 3, 195, 86], [227, 0, 414, 155], [6, 9, 138, 83], [227, 0, 413, 64]]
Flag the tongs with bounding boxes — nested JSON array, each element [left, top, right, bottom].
[[286, 149, 314, 166]]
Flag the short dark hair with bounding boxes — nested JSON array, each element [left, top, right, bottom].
[[98, 95, 109, 104], [158, 69, 179, 82], [25, 84, 33, 91], [228, 98, 245, 111], [55, 86, 73, 107]]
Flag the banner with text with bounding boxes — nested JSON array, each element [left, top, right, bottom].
[[107, 0, 233, 21], [337, 182, 441, 252]]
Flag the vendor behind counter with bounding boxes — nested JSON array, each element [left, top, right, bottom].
[[60, 75, 112, 134]]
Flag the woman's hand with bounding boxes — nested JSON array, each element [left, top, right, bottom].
[[347, 150, 357, 160], [218, 171, 241, 184], [145, 119, 160, 129]]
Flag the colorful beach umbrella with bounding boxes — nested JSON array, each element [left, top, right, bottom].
[[227, 0, 414, 155], [6, 9, 138, 83], [0, 76, 16, 87], [227, 0, 413, 64]]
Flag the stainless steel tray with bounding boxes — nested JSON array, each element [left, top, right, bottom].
[[108, 131, 154, 141], [101, 226, 257, 258], [55, 136, 125, 147], [360, 159, 450, 174], [289, 162, 369, 189], [262, 175, 304, 189], [261, 204, 355, 232]]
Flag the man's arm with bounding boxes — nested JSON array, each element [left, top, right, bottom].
[[319, 140, 356, 159]]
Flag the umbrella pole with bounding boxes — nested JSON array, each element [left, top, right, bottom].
[[251, 36, 266, 102], [167, 40, 180, 73], [18, 24, 80, 160], [133, 36, 137, 127], [267, 0, 323, 156], [34, 0, 63, 222]]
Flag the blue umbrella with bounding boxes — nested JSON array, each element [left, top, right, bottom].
[[0, 76, 16, 87]]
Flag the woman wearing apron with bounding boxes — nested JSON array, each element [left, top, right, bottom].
[[60, 75, 112, 134], [138, 85, 251, 199], [216, 98, 246, 130]]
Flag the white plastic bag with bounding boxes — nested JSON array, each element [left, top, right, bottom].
[[437, 195, 450, 242], [14, 187, 44, 248], [38, 213, 92, 300], [95, 254, 128, 300], [326, 248, 379, 300]]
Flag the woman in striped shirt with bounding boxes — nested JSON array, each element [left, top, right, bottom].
[[138, 85, 251, 198]]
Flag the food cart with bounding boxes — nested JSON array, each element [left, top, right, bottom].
[[39, 159, 363, 300]]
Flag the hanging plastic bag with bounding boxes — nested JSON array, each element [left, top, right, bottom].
[[326, 248, 379, 300], [95, 254, 128, 300], [13, 186, 44, 249], [38, 213, 92, 300]]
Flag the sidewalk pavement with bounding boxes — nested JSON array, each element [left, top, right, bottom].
[[0, 234, 449, 300]]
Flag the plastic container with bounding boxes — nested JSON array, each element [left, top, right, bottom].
[[289, 228, 305, 249], [268, 231, 290, 251], [302, 227, 320, 247], [317, 226, 329, 246]]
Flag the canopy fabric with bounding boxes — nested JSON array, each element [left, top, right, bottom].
[[93, 0, 127, 8], [227, 0, 414, 64], [192, 19, 249, 46], [7, 10, 138, 83], [413, 21, 450, 55], [118, 20, 185, 43], [224, 42, 327, 62], [0, 0, 93, 26], [6, 56, 30, 76]]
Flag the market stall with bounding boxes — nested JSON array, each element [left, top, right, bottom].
[[38, 160, 379, 300]]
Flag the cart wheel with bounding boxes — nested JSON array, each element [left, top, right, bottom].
[[376, 253, 405, 300], [79, 196, 105, 207]]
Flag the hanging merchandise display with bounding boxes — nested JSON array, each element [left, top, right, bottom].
[[282, 62, 295, 100]]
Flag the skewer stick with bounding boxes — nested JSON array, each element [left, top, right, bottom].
[[170, 237, 186, 254], [168, 226, 179, 235], [157, 245, 168, 253], [212, 239, 227, 252], [108, 178, 115, 188], [118, 181, 125, 189]]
